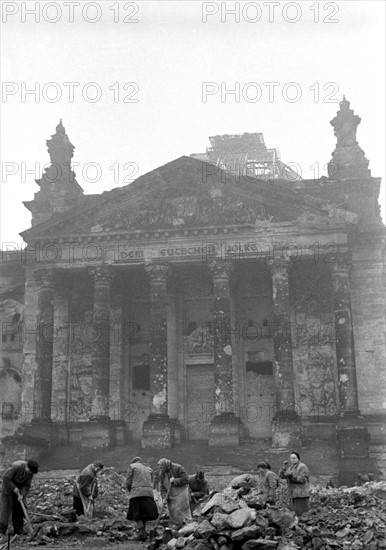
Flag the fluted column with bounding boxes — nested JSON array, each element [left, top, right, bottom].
[[142, 263, 173, 448], [331, 254, 371, 484], [34, 268, 55, 421], [268, 257, 296, 415], [209, 259, 234, 414], [331, 256, 360, 414], [51, 286, 70, 422], [89, 265, 111, 419], [207, 259, 240, 446], [268, 257, 300, 448], [146, 263, 169, 415]]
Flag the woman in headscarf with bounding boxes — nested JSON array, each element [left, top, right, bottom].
[[256, 461, 278, 505], [279, 451, 310, 517], [126, 457, 158, 541], [157, 458, 191, 529]]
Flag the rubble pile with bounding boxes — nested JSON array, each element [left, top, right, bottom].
[[150, 481, 386, 550], [6, 469, 386, 548], [28, 467, 131, 518], [22, 467, 136, 545]]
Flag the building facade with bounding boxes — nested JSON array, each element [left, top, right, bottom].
[[1, 98, 385, 482]]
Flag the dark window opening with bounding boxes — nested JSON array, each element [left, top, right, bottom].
[[132, 364, 150, 391], [246, 361, 273, 375], [2, 402, 18, 420]]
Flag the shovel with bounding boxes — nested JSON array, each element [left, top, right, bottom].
[[0, 534, 17, 550], [17, 496, 34, 539], [149, 483, 172, 540], [76, 482, 93, 519], [85, 482, 96, 519]]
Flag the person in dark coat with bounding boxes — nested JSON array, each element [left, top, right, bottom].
[[189, 471, 209, 500], [72, 460, 103, 516], [157, 458, 192, 528], [279, 451, 310, 516], [256, 461, 278, 505], [0, 459, 39, 537], [126, 457, 158, 541]]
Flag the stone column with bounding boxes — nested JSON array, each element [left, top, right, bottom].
[[34, 268, 55, 421], [142, 263, 173, 448], [109, 292, 124, 421], [51, 286, 70, 424], [331, 255, 372, 484], [89, 265, 111, 419], [208, 259, 240, 446], [268, 257, 301, 448]]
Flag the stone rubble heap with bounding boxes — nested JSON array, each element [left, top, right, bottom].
[[150, 479, 386, 550], [5, 469, 386, 549]]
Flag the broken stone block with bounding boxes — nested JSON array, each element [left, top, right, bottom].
[[276, 540, 299, 550], [185, 539, 213, 550], [195, 520, 217, 538], [230, 525, 262, 542], [241, 489, 266, 510], [202, 493, 239, 515], [242, 539, 279, 550], [211, 513, 231, 530], [167, 539, 177, 550], [227, 508, 255, 529], [179, 523, 199, 537], [176, 536, 187, 548], [266, 507, 295, 528]]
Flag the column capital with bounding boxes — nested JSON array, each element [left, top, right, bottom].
[[209, 259, 234, 281], [330, 253, 352, 275], [89, 265, 112, 285], [145, 263, 170, 284], [266, 255, 291, 273], [33, 268, 55, 289]]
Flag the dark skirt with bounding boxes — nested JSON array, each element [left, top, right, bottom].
[[127, 497, 158, 521], [292, 497, 310, 516], [73, 496, 84, 516]]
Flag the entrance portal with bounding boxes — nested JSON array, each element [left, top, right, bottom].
[[186, 364, 214, 440], [245, 361, 275, 438]]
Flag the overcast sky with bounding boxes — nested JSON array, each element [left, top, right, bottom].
[[1, 0, 385, 246]]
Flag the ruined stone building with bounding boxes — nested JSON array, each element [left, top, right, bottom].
[[1, 98, 385, 483]]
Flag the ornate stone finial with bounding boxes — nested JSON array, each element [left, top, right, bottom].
[[56, 119, 65, 134], [340, 95, 350, 111], [330, 96, 361, 148], [327, 97, 371, 180]]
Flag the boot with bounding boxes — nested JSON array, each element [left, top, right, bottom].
[[132, 528, 147, 542]]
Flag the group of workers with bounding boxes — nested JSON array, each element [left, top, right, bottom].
[[0, 451, 309, 542]]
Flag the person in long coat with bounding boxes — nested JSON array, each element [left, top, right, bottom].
[[126, 457, 158, 541], [0, 459, 39, 538], [157, 458, 192, 528], [72, 460, 103, 516], [279, 451, 310, 516], [256, 461, 278, 505]]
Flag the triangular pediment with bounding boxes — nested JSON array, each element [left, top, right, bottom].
[[21, 156, 357, 241]]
